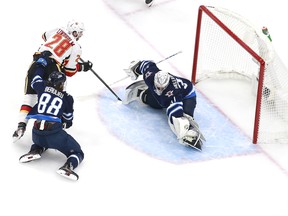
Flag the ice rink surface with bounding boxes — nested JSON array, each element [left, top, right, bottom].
[[1, 0, 288, 215]]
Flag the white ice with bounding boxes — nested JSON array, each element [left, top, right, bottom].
[[1, 0, 288, 216]]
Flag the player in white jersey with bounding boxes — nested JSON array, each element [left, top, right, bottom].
[[12, 20, 93, 142], [39, 21, 90, 77]]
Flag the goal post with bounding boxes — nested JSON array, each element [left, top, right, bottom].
[[192, 5, 288, 144]]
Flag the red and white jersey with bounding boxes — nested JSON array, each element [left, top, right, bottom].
[[38, 27, 82, 77]]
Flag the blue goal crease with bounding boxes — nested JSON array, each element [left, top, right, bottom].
[[97, 88, 260, 164]]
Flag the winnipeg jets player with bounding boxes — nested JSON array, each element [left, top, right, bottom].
[[124, 60, 205, 151], [19, 70, 84, 181], [13, 20, 93, 142]]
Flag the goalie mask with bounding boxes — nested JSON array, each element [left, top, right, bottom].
[[67, 20, 85, 41], [154, 71, 170, 95]]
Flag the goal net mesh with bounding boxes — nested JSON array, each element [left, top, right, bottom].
[[192, 6, 288, 144]]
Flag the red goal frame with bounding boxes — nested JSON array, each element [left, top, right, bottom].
[[191, 5, 266, 144]]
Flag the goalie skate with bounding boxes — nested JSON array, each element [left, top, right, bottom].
[[183, 114, 206, 142], [123, 80, 148, 104], [182, 133, 202, 151]]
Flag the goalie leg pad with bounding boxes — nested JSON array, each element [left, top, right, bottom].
[[123, 80, 148, 104], [169, 116, 190, 139], [169, 115, 205, 151]]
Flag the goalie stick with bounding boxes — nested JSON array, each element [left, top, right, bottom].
[[156, 51, 182, 64], [80, 58, 122, 101]]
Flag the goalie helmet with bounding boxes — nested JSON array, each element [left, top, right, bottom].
[[67, 20, 85, 41], [154, 71, 170, 95], [47, 71, 66, 91]]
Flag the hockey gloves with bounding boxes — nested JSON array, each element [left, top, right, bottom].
[[79, 60, 93, 72]]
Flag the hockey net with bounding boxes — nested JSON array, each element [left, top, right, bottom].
[[192, 5, 288, 144]]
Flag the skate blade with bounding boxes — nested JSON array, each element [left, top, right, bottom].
[[13, 136, 22, 143], [57, 169, 79, 181], [19, 154, 41, 163], [183, 137, 202, 152], [12, 130, 24, 143], [12, 132, 24, 143], [186, 143, 202, 152]]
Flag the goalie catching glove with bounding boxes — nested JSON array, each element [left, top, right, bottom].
[[78, 60, 93, 72], [124, 60, 142, 80]]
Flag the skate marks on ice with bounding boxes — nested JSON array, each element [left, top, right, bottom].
[[97, 88, 260, 164]]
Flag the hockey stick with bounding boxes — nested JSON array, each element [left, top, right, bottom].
[[156, 51, 182, 64], [80, 58, 122, 101], [109, 51, 182, 86]]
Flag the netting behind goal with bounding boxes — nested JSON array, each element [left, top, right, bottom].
[[192, 5, 288, 144]]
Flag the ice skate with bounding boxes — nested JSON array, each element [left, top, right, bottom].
[[181, 126, 203, 151], [57, 162, 79, 181], [19, 148, 44, 163], [145, 0, 154, 7], [12, 122, 26, 143], [182, 135, 202, 151]]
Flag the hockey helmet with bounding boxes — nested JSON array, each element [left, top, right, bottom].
[[154, 70, 170, 95], [47, 71, 66, 91], [67, 20, 85, 41]]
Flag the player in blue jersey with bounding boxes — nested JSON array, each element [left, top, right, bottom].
[[124, 60, 205, 151], [19, 68, 84, 181]]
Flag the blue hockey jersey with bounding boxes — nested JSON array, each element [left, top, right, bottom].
[[137, 60, 196, 122], [26, 71, 74, 128]]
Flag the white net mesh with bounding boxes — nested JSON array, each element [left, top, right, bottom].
[[194, 6, 288, 144]]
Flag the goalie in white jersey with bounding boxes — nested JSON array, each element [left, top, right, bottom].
[[124, 60, 205, 151], [12, 20, 93, 142]]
